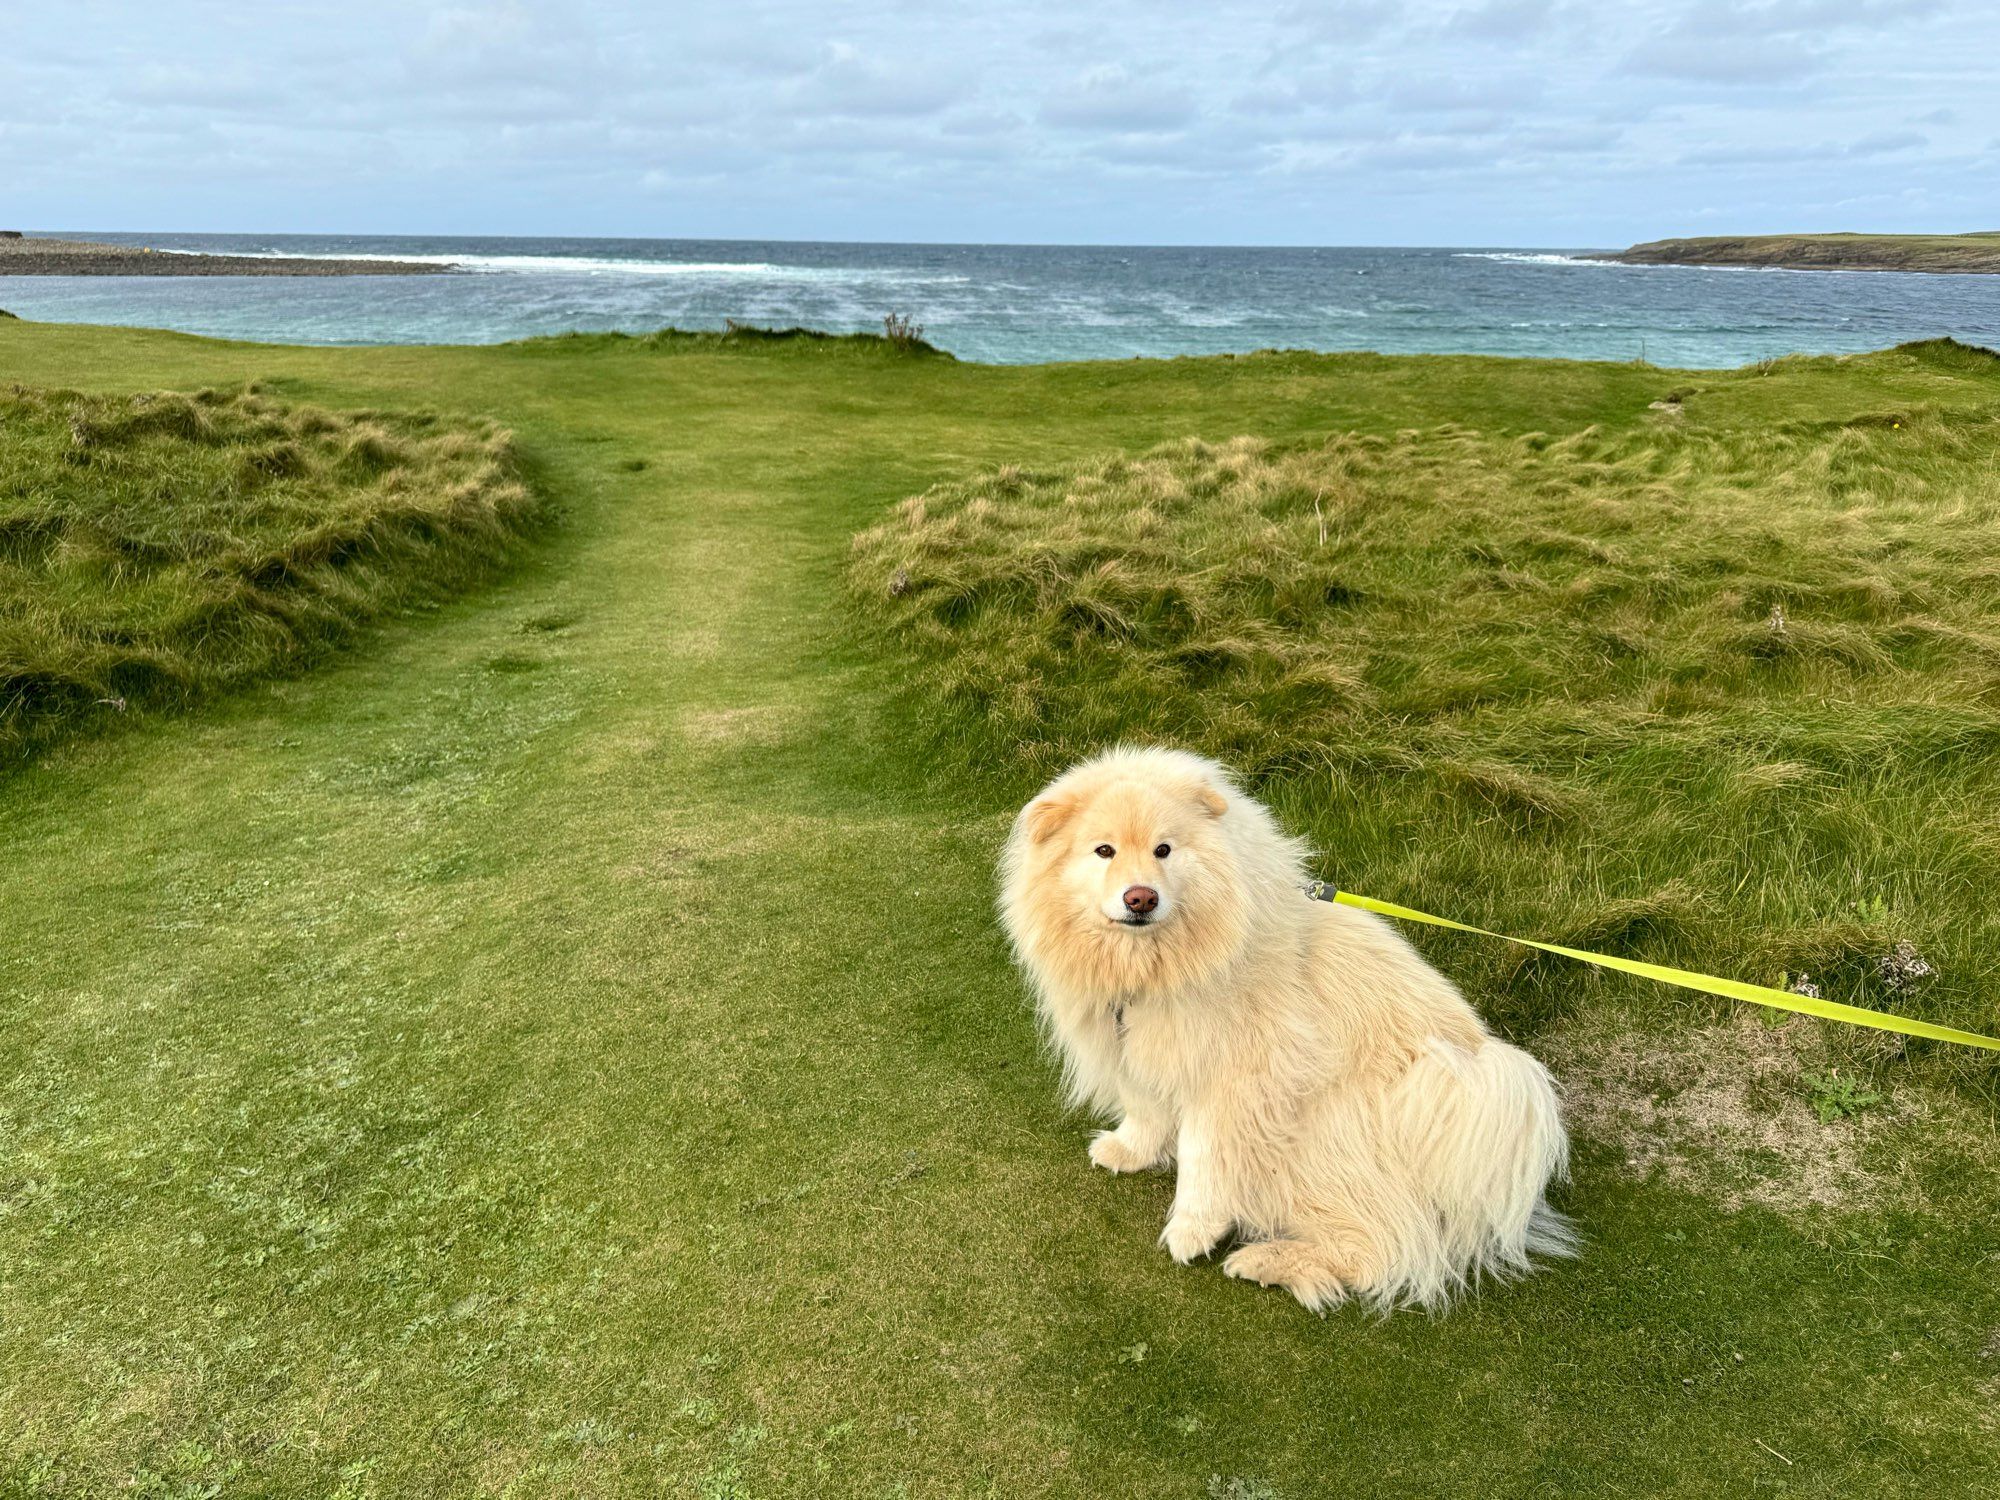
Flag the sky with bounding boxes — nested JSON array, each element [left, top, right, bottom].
[[5, 0, 1996, 246]]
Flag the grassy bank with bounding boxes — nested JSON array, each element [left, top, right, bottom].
[[0, 383, 536, 760], [848, 340, 2000, 1053], [1606, 232, 2000, 273], [2, 319, 1998, 1497]]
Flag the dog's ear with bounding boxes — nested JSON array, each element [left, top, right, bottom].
[[1023, 794, 1078, 844], [1192, 782, 1227, 818]]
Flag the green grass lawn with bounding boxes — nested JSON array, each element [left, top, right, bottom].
[[2, 321, 1998, 1497]]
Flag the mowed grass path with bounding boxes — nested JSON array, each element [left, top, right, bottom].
[[3, 323, 1996, 1497]]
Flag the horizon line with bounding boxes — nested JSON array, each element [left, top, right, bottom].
[[39, 227, 1624, 253]]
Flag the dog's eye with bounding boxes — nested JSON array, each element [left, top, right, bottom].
[[1154, 843, 1172, 859], [1093, 844, 1115, 859]]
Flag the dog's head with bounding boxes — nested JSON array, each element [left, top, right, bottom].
[[1000, 747, 1252, 998]]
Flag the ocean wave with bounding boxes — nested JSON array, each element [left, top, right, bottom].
[[1459, 250, 1828, 277], [242, 249, 968, 282], [1593, 259, 1795, 275], [1144, 297, 1248, 327], [1454, 252, 1600, 267]]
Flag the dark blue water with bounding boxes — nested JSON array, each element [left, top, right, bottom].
[[7, 232, 2000, 368]]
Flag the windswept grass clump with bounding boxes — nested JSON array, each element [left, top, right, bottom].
[[0, 383, 539, 761], [851, 372, 2000, 1055], [508, 321, 952, 358]]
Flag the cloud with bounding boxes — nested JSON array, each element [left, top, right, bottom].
[[1622, 36, 1820, 84], [1383, 74, 1546, 113], [2, 0, 1995, 245], [1274, 1, 1404, 43], [1232, 58, 1355, 118], [1268, 130, 1491, 177], [124, 64, 291, 112], [1672, 140, 1844, 167], [1846, 129, 1928, 156], [1039, 65, 1196, 133], [938, 108, 1025, 139], [1620, 0, 1950, 84], [1446, 0, 1562, 41], [413, 2, 549, 85], [1644, 0, 1944, 41], [1508, 123, 1622, 155], [784, 42, 962, 118]]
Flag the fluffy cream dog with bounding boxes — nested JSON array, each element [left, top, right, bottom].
[[999, 746, 1572, 1312]]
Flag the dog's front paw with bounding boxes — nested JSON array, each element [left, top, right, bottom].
[[1089, 1127, 1166, 1175], [1160, 1211, 1229, 1264], [1224, 1239, 1350, 1313]]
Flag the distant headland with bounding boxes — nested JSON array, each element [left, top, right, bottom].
[[1592, 232, 2000, 275], [0, 232, 452, 276]]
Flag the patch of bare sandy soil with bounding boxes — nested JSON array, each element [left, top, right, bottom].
[[1548, 1008, 2000, 1217]]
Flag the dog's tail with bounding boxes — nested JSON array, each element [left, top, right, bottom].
[[1387, 1035, 1575, 1304]]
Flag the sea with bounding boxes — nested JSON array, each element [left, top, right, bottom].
[[7, 232, 2000, 368]]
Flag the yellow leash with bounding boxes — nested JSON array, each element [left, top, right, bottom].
[[1311, 885, 2000, 1053]]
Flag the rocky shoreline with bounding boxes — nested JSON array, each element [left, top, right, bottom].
[[0, 234, 452, 276]]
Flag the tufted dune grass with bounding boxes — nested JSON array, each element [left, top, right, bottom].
[[3, 320, 2000, 1496], [0, 383, 537, 761], [849, 343, 2000, 1067]]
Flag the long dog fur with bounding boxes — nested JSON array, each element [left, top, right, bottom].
[[999, 745, 1572, 1312]]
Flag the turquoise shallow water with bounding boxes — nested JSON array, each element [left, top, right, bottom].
[[7, 233, 2000, 367]]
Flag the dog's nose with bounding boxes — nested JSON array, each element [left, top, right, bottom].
[[1123, 885, 1159, 916]]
